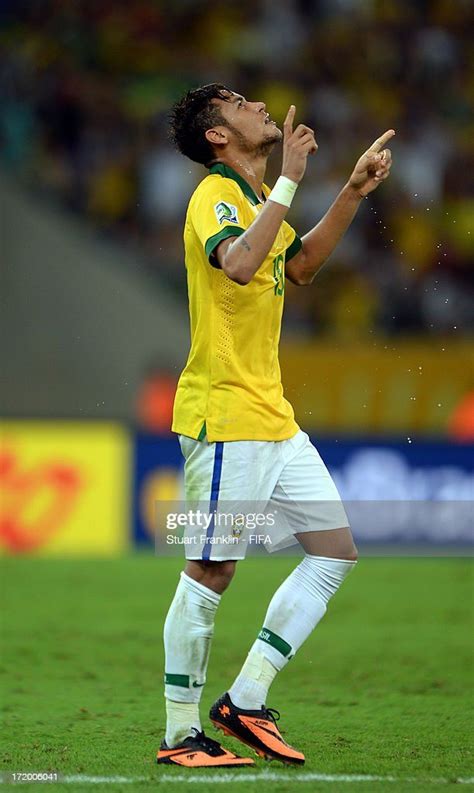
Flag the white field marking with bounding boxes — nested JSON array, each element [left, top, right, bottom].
[[64, 779, 146, 785], [59, 772, 474, 785]]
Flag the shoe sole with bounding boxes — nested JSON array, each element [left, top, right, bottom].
[[211, 718, 305, 766], [157, 754, 254, 767]]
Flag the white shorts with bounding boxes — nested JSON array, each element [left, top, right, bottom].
[[178, 429, 349, 561]]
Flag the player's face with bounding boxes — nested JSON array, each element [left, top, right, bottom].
[[213, 90, 282, 152]]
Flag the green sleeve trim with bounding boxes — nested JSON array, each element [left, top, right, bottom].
[[258, 627, 292, 658], [205, 226, 245, 267], [285, 234, 302, 263]]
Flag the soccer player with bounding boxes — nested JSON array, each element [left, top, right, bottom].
[[157, 84, 394, 767]]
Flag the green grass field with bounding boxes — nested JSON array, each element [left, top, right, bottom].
[[1, 555, 473, 793]]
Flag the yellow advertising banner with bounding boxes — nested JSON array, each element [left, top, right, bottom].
[[0, 422, 130, 555], [280, 340, 474, 435]]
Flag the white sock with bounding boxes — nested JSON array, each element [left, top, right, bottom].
[[228, 651, 278, 710], [164, 572, 221, 746], [229, 555, 356, 709], [165, 700, 201, 747]]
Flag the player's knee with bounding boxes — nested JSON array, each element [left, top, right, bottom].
[[326, 540, 358, 562], [210, 560, 236, 590], [185, 559, 236, 593], [337, 537, 359, 562], [345, 545, 358, 562], [341, 540, 358, 562]]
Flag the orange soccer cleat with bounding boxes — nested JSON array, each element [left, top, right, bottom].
[[156, 728, 254, 767], [210, 692, 305, 765]]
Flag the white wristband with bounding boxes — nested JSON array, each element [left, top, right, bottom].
[[268, 176, 298, 208]]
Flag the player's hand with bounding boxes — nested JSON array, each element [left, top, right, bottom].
[[348, 129, 395, 197], [281, 105, 318, 184]]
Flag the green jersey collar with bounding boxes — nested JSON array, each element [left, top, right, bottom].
[[208, 162, 262, 206]]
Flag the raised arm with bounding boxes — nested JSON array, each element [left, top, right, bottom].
[[216, 106, 317, 284], [286, 129, 395, 286]]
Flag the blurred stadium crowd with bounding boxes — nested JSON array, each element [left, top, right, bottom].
[[1, 0, 473, 338]]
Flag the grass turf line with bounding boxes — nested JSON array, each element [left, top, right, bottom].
[[1, 555, 472, 793]]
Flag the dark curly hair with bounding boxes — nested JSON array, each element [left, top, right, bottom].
[[169, 83, 233, 166]]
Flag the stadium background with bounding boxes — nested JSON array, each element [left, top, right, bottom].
[[1, 1, 473, 789]]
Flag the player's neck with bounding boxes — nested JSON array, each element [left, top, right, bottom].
[[219, 155, 267, 201]]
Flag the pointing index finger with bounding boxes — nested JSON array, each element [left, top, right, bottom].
[[369, 129, 396, 153], [284, 105, 296, 137]]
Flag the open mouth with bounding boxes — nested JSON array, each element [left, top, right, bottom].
[[264, 113, 275, 125]]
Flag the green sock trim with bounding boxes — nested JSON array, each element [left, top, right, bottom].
[[257, 627, 292, 658], [164, 673, 189, 688]]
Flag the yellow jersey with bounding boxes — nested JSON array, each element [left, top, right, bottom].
[[172, 162, 302, 442]]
